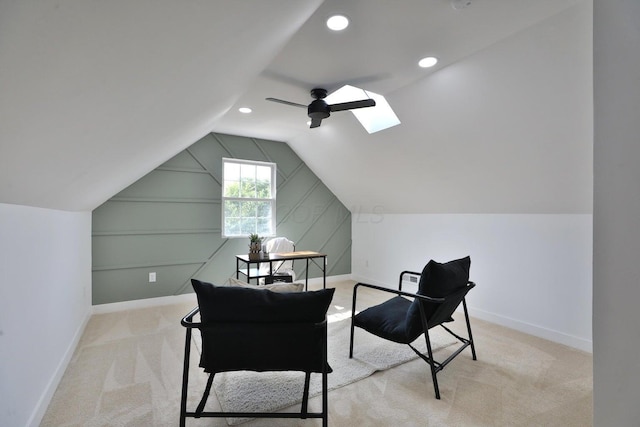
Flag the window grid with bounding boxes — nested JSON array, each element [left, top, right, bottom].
[[222, 158, 276, 238]]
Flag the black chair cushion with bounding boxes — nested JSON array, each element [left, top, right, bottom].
[[354, 296, 415, 344], [191, 279, 335, 373], [406, 256, 471, 337]]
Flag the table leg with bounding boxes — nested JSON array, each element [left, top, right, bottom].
[[269, 260, 274, 285], [323, 256, 326, 289]]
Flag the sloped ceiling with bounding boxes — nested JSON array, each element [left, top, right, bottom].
[[0, 0, 322, 211], [0, 0, 591, 213]]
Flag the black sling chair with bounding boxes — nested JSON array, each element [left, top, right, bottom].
[[180, 279, 335, 427], [349, 256, 476, 399]]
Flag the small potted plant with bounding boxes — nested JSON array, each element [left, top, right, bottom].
[[248, 233, 262, 260]]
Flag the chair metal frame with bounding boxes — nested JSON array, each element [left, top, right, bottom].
[[349, 271, 476, 399], [180, 306, 330, 427]]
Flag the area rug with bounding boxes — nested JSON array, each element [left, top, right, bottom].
[[209, 317, 458, 425]]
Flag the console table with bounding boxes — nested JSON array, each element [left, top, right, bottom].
[[235, 251, 327, 290]]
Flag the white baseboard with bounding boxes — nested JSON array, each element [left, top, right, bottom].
[[28, 307, 92, 427], [469, 307, 592, 353]]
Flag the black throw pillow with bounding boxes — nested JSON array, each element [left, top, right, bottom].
[[418, 255, 471, 297], [191, 279, 335, 323], [405, 256, 471, 338], [190, 279, 335, 373]]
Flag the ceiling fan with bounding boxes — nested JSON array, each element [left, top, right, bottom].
[[266, 88, 376, 128]]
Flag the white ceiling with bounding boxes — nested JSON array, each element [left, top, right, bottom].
[[0, 0, 590, 213], [215, 0, 583, 141]]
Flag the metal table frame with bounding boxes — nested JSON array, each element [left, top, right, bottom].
[[236, 251, 327, 290]]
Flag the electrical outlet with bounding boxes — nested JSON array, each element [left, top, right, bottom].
[[149, 272, 156, 283]]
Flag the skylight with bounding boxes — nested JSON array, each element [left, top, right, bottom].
[[326, 85, 400, 133]]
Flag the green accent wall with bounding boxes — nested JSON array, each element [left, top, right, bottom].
[[92, 133, 352, 304]]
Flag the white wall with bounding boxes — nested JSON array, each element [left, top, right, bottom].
[[593, 1, 640, 425], [347, 2, 594, 354], [0, 203, 92, 427], [352, 214, 593, 352]]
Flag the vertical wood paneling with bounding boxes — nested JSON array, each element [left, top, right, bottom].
[[92, 133, 351, 304]]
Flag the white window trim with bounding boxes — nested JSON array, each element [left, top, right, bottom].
[[221, 158, 277, 238]]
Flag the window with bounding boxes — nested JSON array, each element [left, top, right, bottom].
[[222, 158, 276, 238]]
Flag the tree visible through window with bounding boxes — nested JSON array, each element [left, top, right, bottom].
[[222, 158, 276, 238]]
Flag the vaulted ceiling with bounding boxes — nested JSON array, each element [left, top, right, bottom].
[[0, 0, 591, 213]]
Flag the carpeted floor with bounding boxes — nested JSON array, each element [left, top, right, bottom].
[[40, 280, 593, 426]]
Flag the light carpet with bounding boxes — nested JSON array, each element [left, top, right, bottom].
[[208, 316, 458, 425], [40, 282, 593, 426]]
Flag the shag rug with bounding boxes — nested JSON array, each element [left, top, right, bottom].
[[207, 317, 458, 425]]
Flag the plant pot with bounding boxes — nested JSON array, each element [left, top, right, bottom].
[[248, 251, 262, 261]]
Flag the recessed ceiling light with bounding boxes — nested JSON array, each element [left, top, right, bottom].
[[418, 57, 438, 68], [326, 15, 349, 31], [238, 107, 252, 114]]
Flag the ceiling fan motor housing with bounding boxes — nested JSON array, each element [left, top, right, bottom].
[[308, 99, 330, 119]]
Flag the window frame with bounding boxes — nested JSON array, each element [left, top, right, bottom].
[[221, 157, 277, 238]]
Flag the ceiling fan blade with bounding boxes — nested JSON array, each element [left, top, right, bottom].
[[310, 117, 323, 128], [329, 98, 376, 112], [265, 97, 307, 109]]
